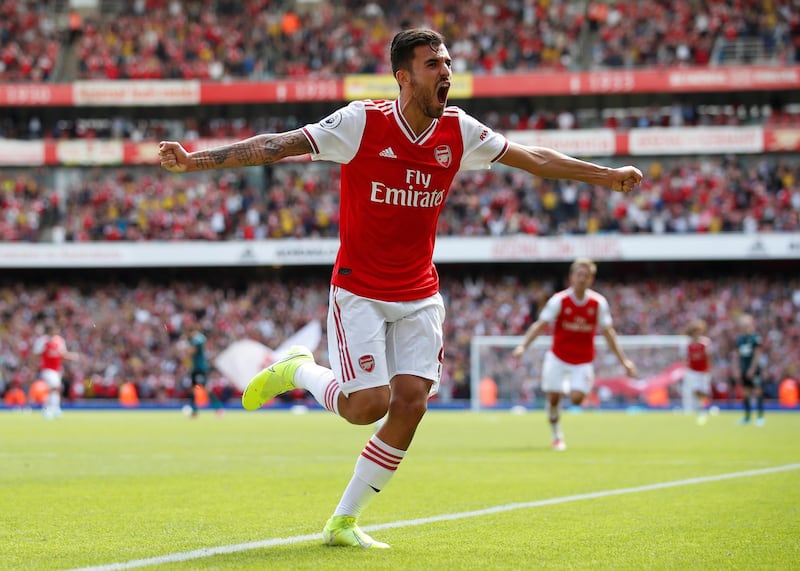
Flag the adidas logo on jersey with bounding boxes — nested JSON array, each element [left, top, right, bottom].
[[379, 146, 397, 159]]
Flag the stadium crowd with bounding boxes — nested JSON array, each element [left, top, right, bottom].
[[0, 270, 797, 407], [2, 154, 799, 242], [1, 0, 797, 82], [2, 1, 798, 414]]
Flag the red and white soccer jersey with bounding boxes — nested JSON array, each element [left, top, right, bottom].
[[681, 336, 712, 395], [686, 337, 712, 372], [539, 288, 612, 365], [37, 335, 66, 388], [303, 99, 508, 302], [39, 335, 66, 373]]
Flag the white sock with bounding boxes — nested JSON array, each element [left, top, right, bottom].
[[48, 390, 61, 411], [682, 389, 691, 414], [333, 436, 406, 517], [293, 363, 340, 415]]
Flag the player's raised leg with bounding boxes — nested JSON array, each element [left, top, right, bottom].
[[241, 346, 315, 410]]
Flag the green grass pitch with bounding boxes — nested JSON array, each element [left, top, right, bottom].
[[2, 408, 798, 570]]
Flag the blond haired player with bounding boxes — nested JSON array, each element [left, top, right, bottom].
[[512, 258, 636, 450], [681, 318, 713, 424], [160, 29, 642, 548]]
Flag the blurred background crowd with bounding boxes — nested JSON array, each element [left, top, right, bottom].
[[2, 0, 798, 82], [1, 0, 798, 410], [1, 266, 797, 406], [2, 154, 799, 242]]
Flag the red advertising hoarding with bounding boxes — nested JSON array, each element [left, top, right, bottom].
[[0, 126, 794, 166], [1, 66, 796, 108]]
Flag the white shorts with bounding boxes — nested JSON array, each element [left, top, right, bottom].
[[683, 369, 711, 395], [327, 286, 445, 397], [40, 368, 62, 390], [541, 350, 594, 395]]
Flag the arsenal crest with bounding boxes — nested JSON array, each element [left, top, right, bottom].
[[434, 145, 452, 168], [358, 354, 375, 372]]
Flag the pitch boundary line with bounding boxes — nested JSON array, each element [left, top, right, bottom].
[[68, 463, 800, 571]]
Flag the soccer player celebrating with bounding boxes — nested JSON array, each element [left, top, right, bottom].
[[734, 313, 765, 425], [159, 29, 642, 548], [681, 318, 713, 424], [512, 258, 636, 451]]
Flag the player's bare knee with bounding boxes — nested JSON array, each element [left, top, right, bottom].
[[388, 395, 428, 424], [345, 402, 389, 425], [338, 390, 389, 425]]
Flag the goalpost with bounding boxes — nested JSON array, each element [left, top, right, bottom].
[[469, 335, 688, 411]]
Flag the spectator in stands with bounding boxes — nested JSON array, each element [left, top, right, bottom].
[[3, 153, 799, 242], [5, 0, 792, 82], [1, 272, 797, 411]]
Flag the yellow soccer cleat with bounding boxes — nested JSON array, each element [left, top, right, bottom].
[[322, 515, 390, 549], [241, 346, 314, 411]]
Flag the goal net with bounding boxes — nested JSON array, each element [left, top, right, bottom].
[[468, 335, 687, 411]]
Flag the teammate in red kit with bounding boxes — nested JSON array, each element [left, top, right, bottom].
[[512, 258, 636, 451], [681, 319, 713, 424], [33, 328, 78, 419], [160, 29, 642, 548]]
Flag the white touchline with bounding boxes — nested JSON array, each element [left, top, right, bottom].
[[68, 463, 800, 571]]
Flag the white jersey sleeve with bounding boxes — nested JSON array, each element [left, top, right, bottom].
[[32, 335, 47, 355], [456, 108, 509, 171], [302, 100, 367, 164], [537, 294, 562, 324], [596, 294, 613, 330]]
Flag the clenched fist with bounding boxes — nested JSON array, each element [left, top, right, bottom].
[[610, 166, 643, 193], [159, 141, 190, 173]]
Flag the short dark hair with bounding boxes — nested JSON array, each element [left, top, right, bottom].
[[390, 28, 445, 76]]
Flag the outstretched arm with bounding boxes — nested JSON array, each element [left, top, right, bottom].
[[602, 327, 637, 377], [159, 129, 313, 173], [498, 142, 642, 193], [512, 319, 549, 359]]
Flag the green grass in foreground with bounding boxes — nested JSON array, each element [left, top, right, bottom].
[[1, 408, 798, 570]]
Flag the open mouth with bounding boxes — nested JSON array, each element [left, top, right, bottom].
[[437, 83, 450, 104]]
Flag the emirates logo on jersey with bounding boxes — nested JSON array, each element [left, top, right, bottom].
[[434, 145, 452, 168], [358, 354, 375, 373]]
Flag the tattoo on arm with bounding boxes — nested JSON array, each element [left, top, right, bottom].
[[191, 130, 311, 170], [262, 131, 310, 162]]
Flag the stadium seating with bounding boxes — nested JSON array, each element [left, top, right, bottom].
[[2, 153, 798, 242], [2, 0, 795, 82], [0, 0, 797, 408], [0, 271, 796, 405]]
